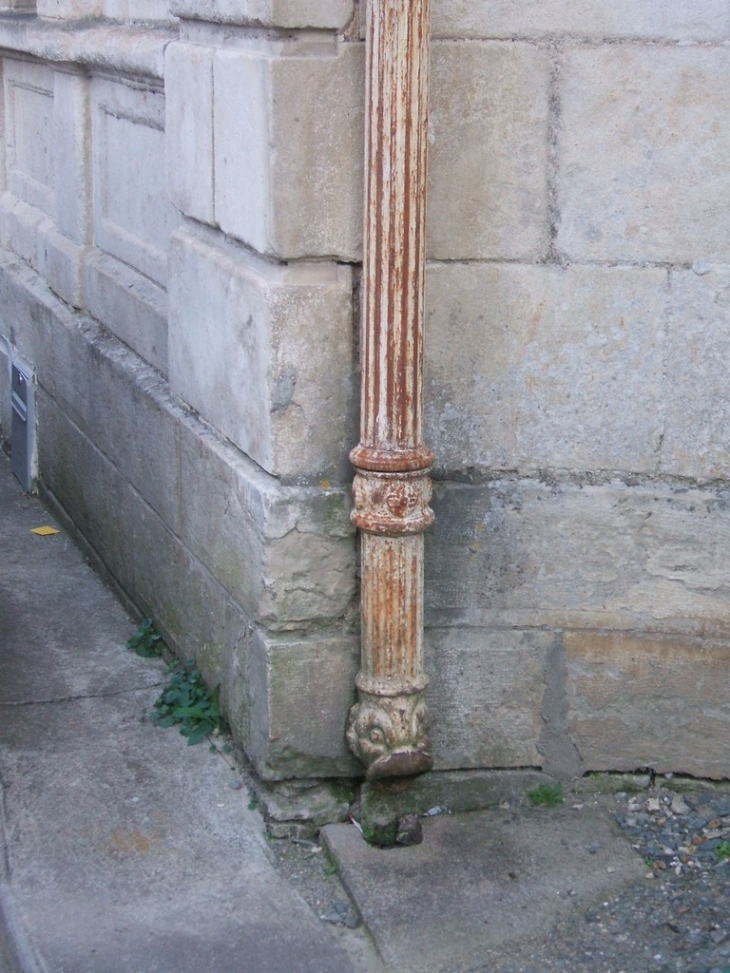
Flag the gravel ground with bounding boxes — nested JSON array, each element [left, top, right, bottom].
[[268, 779, 730, 973], [467, 782, 730, 973]]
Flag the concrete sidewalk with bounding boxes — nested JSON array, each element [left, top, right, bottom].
[[0, 452, 647, 973], [0, 453, 361, 973]]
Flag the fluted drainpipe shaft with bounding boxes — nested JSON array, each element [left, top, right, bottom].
[[347, 0, 434, 792]]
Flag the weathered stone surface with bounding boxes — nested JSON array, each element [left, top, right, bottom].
[[425, 627, 549, 769], [432, 0, 730, 40], [50, 313, 179, 532], [0, 194, 53, 279], [248, 631, 361, 779], [0, 337, 10, 438], [177, 420, 356, 627], [0, 22, 170, 79], [38, 0, 101, 19], [565, 631, 730, 779], [91, 77, 178, 287], [558, 45, 730, 263], [214, 43, 363, 260], [359, 770, 554, 819], [168, 226, 354, 477], [37, 389, 139, 601], [0, 250, 56, 389], [424, 262, 667, 472], [83, 248, 167, 373], [24, 280, 356, 629], [102, 0, 170, 22], [44, 225, 84, 307], [260, 487, 355, 629], [37, 388, 256, 752], [662, 266, 730, 480], [165, 41, 214, 225], [427, 41, 550, 260], [169, 0, 353, 28], [52, 68, 90, 246], [3, 58, 54, 215], [426, 477, 730, 637]]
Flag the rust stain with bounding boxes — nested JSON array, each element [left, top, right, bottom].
[[349, 0, 434, 787], [108, 829, 154, 856]]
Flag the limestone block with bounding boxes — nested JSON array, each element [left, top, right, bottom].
[[214, 43, 363, 260], [38, 0, 102, 18], [425, 628, 549, 770], [37, 391, 138, 600], [91, 77, 178, 286], [0, 193, 53, 276], [427, 41, 550, 260], [165, 42, 214, 225], [558, 46, 730, 264], [0, 0, 35, 11], [52, 69, 90, 246], [662, 266, 730, 480], [0, 193, 84, 308], [102, 0, 170, 21], [432, 0, 730, 41], [0, 60, 5, 190], [54, 314, 180, 535], [0, 24, 170, 79], [83, 249, 167, 373], [0, 337, 10, 439], [44, 225, 85, 307], [0, 248, 57, 387], [248, 631, 360, 779], [426, 478, 730, 637], [565, 631, 730, 779], [177, 416, 356, 626], [169, 0, 353, 28], [168, 226, 354, 477], [424, 262, 666, 473], [3, 58, 54, 215], [38, 380, 255, 753], [260, 485, 356, 628]]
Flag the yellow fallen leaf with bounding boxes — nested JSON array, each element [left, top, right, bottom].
[[31, 526, 60, 536]]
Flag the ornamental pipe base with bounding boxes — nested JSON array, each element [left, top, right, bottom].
[[346, 689, 432, 792]]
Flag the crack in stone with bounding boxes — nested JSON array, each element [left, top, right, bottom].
[[0, 683, 165, 707]]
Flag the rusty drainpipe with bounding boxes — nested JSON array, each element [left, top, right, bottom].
[[346, 0, 434, 794]]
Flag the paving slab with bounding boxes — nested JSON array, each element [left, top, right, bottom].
[[323, 803, 646, 973], [0, 454, 356, 973]]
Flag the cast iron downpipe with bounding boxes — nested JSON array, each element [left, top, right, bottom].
[[347, 0, 434, 792]]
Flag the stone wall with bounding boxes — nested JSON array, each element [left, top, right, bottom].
[[1, 0, 729, 790]]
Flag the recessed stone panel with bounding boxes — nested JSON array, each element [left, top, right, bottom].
[[53, 69, 90, 247], [92, 77, 178, 286], [4, 58, 54, 215]]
